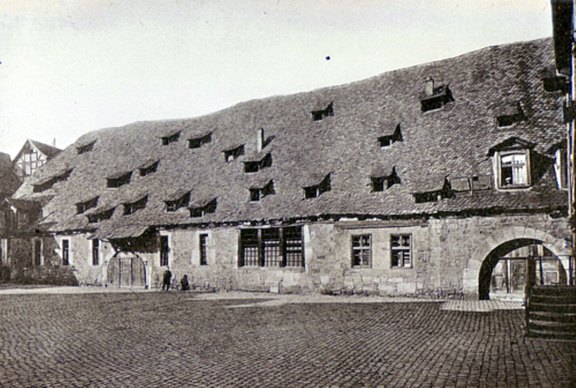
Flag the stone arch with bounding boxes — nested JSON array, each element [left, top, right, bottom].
[[462, 226, 571, 299], [106, 251, 147, 288]]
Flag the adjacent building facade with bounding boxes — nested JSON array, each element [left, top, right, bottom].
[[9, 38, 573, 298]]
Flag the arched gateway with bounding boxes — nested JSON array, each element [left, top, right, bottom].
[[463, 226, 571, 300], [106, 252, 147, 288]]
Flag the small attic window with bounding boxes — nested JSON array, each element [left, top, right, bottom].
[[87, 207, 115, 223], [496, 103, 526, 128], [76, 196, 99, 214], [123, 195, 148, 215], [32, 169, 73, 193], [378, 124, 403, 148], [224, 145, 245, 162], [161, 132, 180, 145], [107, 171, 132, 188], [139, 160, 159, 176], [311, 102, 334, 121], [243, 153, 272, 173], [542, 75, 568, 93], [188, 132, 212, 149], [77, 141, 96, 155], [371, 168, 401, 192], [165, 191, 190, 212], [189, 198, 217, 218], [304, 174, 331, 199], [420, 78, 454, 112], [250, 180, 275, 202], [413, 178, 453, 203]]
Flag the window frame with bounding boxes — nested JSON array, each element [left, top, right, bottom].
[[92, 239, 100, 266], [496, 150, 531, 189], [159, 235, 170, 267], [33, 238, 43, 267], [199, 233, 208, 266], [390, 234, 412, 269], [62, 239, 70, 266], [351, 234, 372, 268], [239, 226, 305, 268]]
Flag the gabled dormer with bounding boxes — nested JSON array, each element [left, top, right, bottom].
[[419, 78, 454, 112], [488, 137, 535, 189], [378, 124, 403, 148]]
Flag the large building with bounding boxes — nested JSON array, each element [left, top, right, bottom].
[[8, 38, 573, 298]]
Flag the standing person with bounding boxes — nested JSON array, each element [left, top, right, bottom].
[[162, 267, 172, 291]]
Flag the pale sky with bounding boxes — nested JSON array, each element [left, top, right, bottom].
[[0, 0, 554, 159]]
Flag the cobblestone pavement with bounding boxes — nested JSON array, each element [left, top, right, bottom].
[[0, 292, 574, 387]]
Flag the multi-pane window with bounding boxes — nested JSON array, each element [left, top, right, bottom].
[[239, 226, 304, 268], [391, 234, 412, 268], [160, 235, 170, 266], [33, 239, 42, 266], [352, 235, 371, 267], [199, 234, 208, 266], [500, 153, 528, 187], [92, 239, 100, 266], [62, 239, 70, 266]]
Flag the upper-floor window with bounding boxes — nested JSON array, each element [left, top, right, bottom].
[[249, 180, 275, 202], [304, 174, 331, 199], [311, 102, 334, 121], [378, 124, 403, 148], [188, 132, 212, 149], [224, 145, 245, 162], [243, 153, 272, 173], [500, 152, 529, 187], [165, 191, 190, 212], [420, 78, 453, 112], [371, 167, 401, 192], [107, 171, 132, 188], [161, 131, 180, 145]]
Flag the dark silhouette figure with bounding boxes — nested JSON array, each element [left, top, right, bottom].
[[162, 268, 172, 291], [180, 274, 190, 291]]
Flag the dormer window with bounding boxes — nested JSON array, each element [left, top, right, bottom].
[[243, 153, 272, 173], [189, 198, 217, 218], [542, 75, 568, 93], [489, 137, 534, 189], [311, 102, 334, 121], [165, 191, 190, 212], [76, 196, 99, 214], [371, 167, 401, 192], [412, 177, 452, 203], [224, 145, 245, 162], [161, 131, 180, 145], [123, 195, 148, 215], [378, 124, 403, 148], [139, 160, 159, 176], [32, 169, 73, 193], [249, 180, 275, 202], [420, 78, 454, 112], [86, 207, 115, 223], [77, 141, 96, 155], [496, 102, 526, 128], [188, 132, 212, 149], [304, 174, 331, 199], [107, 171, 132, 188]]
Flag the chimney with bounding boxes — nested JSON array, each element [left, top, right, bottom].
[[256, 128, 265, 152], [424, 77, 434, 96]]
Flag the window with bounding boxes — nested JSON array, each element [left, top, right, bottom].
[[107, 172, 132, 188], [224, 145, 245, 162], [391, 234, 411, 268], [371, 168, 400, 192], [352, 235, 371, 267], [542, 76, 568, 93], [199, 234, 208, 265], [33, 169, 73, 193], [92, 239, 100, 266], [243, 153, 273, 173], [160, 235, 170, 267], [500, 153, 528, 187], [77, 141, 96, 155], [378, 124, 403, 148], [496, 103, 526, 128], [311, 102, 334, 121], [188, 132, 212, 149], [86, 208, 115, 223], [420, 79, 454, 112], [304, 174, 331, 199], [139, 160, 159, 176], [165, 191, 190, 212], [123, 196, 148, 215], [33, 239, 42, 266], [161, 132, 180, 145], [76, 196, 99, 214], [239, 226, 304, 268], [62, 239, 70, 266], [189, 198, 217, 218], [249, 180, 275, 202]]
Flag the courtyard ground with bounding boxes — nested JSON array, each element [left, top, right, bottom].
[[0, 288, 574, 387]]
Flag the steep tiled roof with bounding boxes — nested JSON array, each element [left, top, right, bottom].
[[14, 38, 567, 236], [29, 140, 62, 159]]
